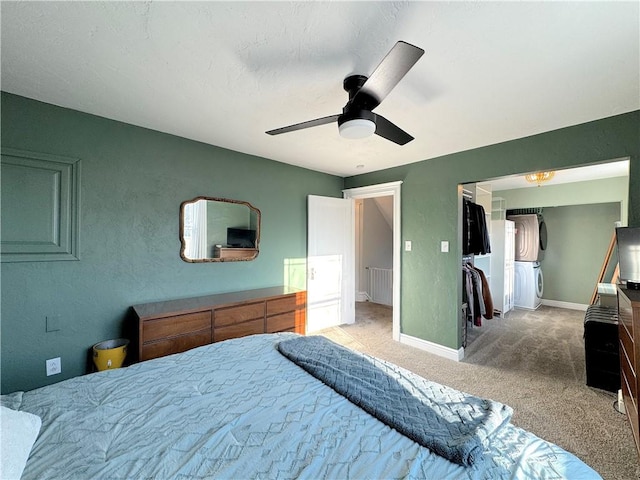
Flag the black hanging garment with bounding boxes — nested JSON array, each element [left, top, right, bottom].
[[462, 199, 491, 255]]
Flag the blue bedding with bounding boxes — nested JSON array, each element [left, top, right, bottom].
[[277, 335, 512, 467], [3, 333, 601, 479]]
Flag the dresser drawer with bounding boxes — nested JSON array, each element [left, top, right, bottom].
[[620, 323, 636, 372], [214, 318, 264, 342], [214, 302, 265, 328], [622, 372, 640, 454], [619, 295, 634, 339], [621, 342, 638, 401], [143, 311, 212, 343], [266, 312, 296, 333], [267, 295, 300, 316], [141, 330, 211, 361]]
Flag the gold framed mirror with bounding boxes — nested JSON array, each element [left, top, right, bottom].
[[179, 197, 260, 262]]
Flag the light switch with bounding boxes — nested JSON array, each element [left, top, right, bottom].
[[404, 240, 412, 251], [441, 241, 449, 253]]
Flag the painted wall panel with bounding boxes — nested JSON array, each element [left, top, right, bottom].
[[1, 148, 81, 261]]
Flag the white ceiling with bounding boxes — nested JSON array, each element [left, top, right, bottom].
[[480, 158, 630, 192], [1, 1, 638, 178]]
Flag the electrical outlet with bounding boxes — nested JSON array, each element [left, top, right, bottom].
[[46, 357, 61, 376]]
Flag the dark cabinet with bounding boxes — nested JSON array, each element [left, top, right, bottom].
[[584, 305, 620, 392]]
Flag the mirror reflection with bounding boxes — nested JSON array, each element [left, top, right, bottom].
[[180, 197, 260, 262]]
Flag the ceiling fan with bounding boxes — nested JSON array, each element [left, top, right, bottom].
[[266, 41, 424, 146]]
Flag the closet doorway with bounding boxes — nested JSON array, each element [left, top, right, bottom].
[[344, 181, 402, 341], [459, 158, 629, 355]]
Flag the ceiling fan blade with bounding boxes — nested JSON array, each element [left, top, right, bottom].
[[374, 114, 414, 145], [266, 114, 340, 135], [354, 41, 424, 109]]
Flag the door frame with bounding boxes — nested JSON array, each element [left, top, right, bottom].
[[343, 181, 402, 341]]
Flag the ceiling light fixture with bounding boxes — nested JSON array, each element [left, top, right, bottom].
[[338, 109, 376, 140], [338, 118, 376, 139], [525, 171, 555, 186]]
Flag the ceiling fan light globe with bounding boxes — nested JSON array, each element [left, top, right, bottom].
[[338, 118, 376, 139]]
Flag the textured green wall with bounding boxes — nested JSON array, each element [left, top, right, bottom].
[[345, 111, 640, 351], [541, 203, 620, 304], [1, 92, 343, 393]]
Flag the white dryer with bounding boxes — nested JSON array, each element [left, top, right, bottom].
[[514, 261, 543, 310], [508, 214, 547, 261]]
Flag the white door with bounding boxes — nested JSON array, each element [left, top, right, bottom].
[[307, 195, 355, 332]]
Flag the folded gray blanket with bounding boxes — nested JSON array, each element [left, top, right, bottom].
[[277, 335, 513, 467]]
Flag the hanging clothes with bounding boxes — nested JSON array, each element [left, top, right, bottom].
[[462, 264, 483, 326], [471, 266, 493, 320], [462, 199, 491, 255], [462, 264, 494, 327]]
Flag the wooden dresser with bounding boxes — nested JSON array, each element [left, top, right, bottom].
[[132, 286, 306, 362], [618, 286, 640, 456], [213, 246, 258, 260]]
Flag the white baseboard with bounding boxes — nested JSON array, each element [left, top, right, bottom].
[[399, 333, 464, 361], [541, 299, 589, 311]]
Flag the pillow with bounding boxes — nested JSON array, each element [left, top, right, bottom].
[[0, 405, 41, 480]]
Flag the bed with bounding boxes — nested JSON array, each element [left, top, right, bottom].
[[2, 333, 601, 479]]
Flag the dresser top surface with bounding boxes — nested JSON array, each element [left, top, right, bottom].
[[133, 286, 305, 319]]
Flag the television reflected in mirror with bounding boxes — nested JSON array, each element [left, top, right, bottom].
[[227, 227, 256, 248], [180, 197, 260, 262]]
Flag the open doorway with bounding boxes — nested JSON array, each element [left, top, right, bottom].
[[344, 182, 402, 341], [349, 196, 394, 339], [460, 158, 629, 357]]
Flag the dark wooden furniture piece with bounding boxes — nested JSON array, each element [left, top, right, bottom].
[[584, 305, 619, 392], [618, 286, 640, 457], [213, 246, 258, 260], [132, 286, 306, 362]]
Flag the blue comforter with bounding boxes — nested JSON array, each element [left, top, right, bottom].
[[5, 333, 601, 479], [278, 335, 513, 467]]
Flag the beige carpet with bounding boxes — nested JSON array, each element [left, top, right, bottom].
[[317, 302, 640, 480]]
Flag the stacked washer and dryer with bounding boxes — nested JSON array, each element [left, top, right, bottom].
[[507, 214, 547, 310]]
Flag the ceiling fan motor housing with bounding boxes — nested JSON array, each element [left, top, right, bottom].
[[338, 108, 376, 127], [343, 74, 380, 109], [340, 74, 378, 128]]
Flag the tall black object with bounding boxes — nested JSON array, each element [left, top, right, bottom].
[[584, 305, 620, 392]]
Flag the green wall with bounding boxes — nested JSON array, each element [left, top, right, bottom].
[[345, 111, 639, 352], [541, 203, 621, 304], [0, 92, 343, 393], [2, 91, 638, 392]]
